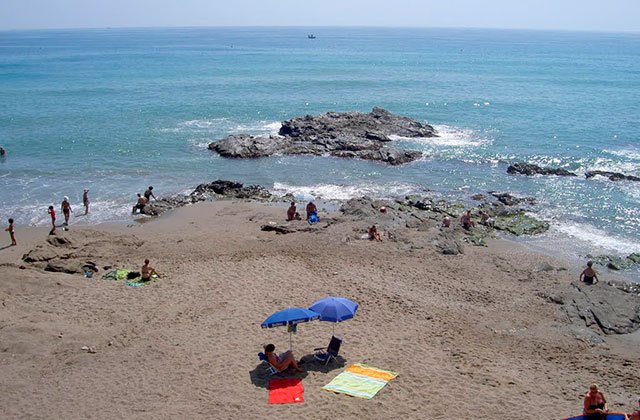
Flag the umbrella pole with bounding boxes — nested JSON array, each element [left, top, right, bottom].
[[289, 329, 293, 351]]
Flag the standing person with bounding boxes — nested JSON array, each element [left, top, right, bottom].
[[580, 261, 599, 285], [5, 218, 16, 246], [48, 205, 56, 235], [305, 201, 317, 221], [583, 383, 608, 420], [141, 259, 159, 281], [144, 186, 156, 202], [61, 196, 72, 225], [82, 189, 90, 215]]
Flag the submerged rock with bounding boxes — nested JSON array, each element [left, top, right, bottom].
[[507, 162, 577, 177], [585, 170, 640, 182], [588, 253, 640, 271], [209, 108, 436, 165]]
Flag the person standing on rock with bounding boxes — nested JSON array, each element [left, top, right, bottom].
[[579, 261, 599, 284], [144, 186, 156, 202]]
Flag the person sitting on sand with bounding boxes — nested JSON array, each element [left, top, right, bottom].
[[460, 210, 475, 230], [264, 344, 304, 373], [625, 397, 640, 420], [132, 193, 147, 214], [368, 224, 382, 242], [141, 259, 159, 281], [580, 261, 599, 285], [441, 215, 451, 228], [287, 202, 301, 221], [584, 383, 608, 420], [305, 201, 317, 221], [61, 196, 72, 225]]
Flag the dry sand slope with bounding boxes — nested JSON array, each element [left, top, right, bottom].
[[1, 201, 638, 419]]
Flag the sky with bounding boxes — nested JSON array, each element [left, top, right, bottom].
[[2, 0, 639, 32]]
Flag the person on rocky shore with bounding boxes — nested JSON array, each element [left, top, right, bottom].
[[583, 383, 608, 419], [479, 210, 495, 227], [460, 210, 475, 230], [132, 193, 147, 214], [61, 196, 72, 225], [579, 261, 599, 285], [287, 202, 301, 221], [368, 224, 382, 242], [82, 189, 90, 215], [47, 205, 56, 235], [441, 215, 451, 229], [144, 186, 156, 202]]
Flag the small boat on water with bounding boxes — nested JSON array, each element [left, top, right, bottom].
[[307, 34, 316, 39]]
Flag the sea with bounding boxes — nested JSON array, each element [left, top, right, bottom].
[[1, 27, 639, 276]]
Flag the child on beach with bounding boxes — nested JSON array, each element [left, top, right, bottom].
[[83, 189, 90, 215], [579, 261, 599, 285], [48, 206, 56, 235], [61, 196, 72, 225], [5, 218, 16, 246], [368, 224, 382, 242], [305, 201, 317, 221]]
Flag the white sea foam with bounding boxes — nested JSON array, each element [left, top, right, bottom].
[[552, 221, 640, 256], [390, 125, 490, 148], [604, 148, 640, 161], [271, 181, 422, 201]]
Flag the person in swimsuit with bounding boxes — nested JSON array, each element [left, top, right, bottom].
[[5, 218, 16, 246], [61, 196, 72, 225], [441, 215, 451, 229], [48, 206, 56, 235], [460, 210, 475, 230], [264, 344, 303, 373], [82, 189, 90, 215], [580, 261, 599, 285], [583, 383, 608, 420], [144, 186, 156, 202], [287, 202, 301, 221], [368, 224, 382, 242], [141, 259, 158, 281], [305, 202, 317, 221], [132, 193, 147, 214]]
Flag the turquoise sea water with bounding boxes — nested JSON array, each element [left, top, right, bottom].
[[1, 27, 639, 269]]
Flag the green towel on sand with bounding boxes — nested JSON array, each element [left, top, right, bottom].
[[102, 269, 131, 281], [322, 364, 398, 399]]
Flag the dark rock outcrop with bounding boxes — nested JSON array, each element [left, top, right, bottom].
[[209, 107, 436, 165], [588, 253, 640, 271], [585, 170, 640, 182], [558, 281, 640, 335], [489, 192, 536, 206], [507, 162, 577, 177]]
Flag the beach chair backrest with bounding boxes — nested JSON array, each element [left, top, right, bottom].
[[327, 336, 342, 355]]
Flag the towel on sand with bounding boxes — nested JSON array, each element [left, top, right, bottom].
[[268, 378, 304, 404], [322, 363, 398, 399]]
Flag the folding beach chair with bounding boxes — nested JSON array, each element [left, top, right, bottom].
[[314, 336, 342, 365], [258, 352, 279, 375]]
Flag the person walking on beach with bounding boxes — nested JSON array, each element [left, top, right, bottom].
[[61, 196, 72, 225], [579, 261, 599, 285], [82, 189, 90, 215], [583, 383, 608, 420], [5, 218, 16, 246], [141, 259, 159, 281], [144, 186, 156, 202], [48, 205, 56, 235]]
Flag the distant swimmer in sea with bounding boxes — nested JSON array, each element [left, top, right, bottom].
[[460, 210, 475, 230], [144, 186, 156, 202], [579, 261, 599, 285], [61, 196, 72, 225], [368, 224, 382, 242], [583, 383, 608, 420], [48, 205, 56, 235], [5, 218, 16, 246], [0, 147, 6, 157], [305, 201, 317, 221], [287, 202, 301, 221], [82, 189, 90, 215]]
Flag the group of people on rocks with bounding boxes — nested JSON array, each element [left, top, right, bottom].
[[440, 209, 494, 231], [132, 186, 156, 214]]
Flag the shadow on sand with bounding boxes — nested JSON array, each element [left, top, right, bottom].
[[249, 353, 346, 389]]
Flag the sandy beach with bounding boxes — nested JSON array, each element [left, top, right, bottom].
[[1, 200, 639, 419]]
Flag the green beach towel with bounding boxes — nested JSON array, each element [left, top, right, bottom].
[[322, 363, 398, 399], [102, 269, 131, 281]]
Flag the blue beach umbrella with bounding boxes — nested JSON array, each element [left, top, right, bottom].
[[261, 307, 321, 350], [309, 296, 358, 335]]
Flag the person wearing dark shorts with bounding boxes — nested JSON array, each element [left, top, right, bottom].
[[580, 261, 599, 284]]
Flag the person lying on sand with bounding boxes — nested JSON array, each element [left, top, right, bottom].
[[368, 224, 382, 242], [264, 344, 304, 373], [141, 259, 159, 281], [584, 383, 608, 420], [579, 261, 599, 285]]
